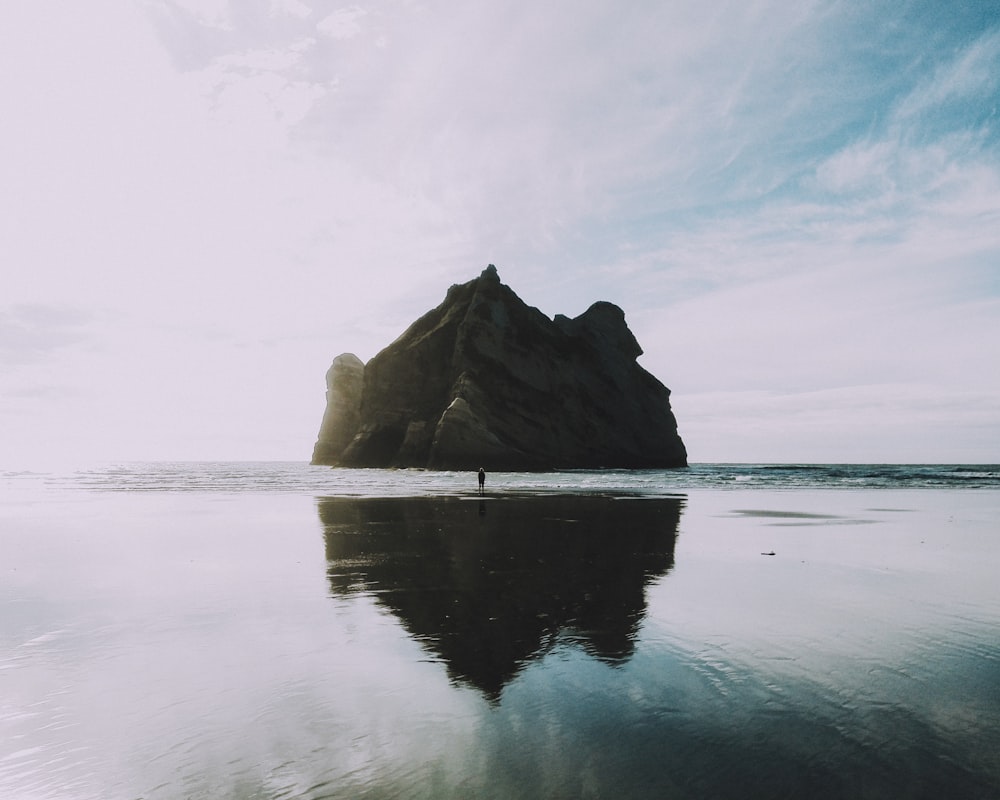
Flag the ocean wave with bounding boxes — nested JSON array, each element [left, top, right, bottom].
[[8, 461, 999, 495]]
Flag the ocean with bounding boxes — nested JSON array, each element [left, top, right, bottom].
[[2, 463, 999, 799]]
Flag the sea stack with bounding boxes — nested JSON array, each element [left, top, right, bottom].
[[311, 265, 687, 469]]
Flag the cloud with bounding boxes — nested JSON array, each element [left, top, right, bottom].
[[271, 0, 313, 20], [0, 305, 93, 367], [317, 6, 367, 40], [137, 2, 1000, 259], [142, 1, 851, 255], [190, 41, 326, 133], [814, 141, 896, 196], [165, 0, 232, 29], [892, 27, 1000, 127]]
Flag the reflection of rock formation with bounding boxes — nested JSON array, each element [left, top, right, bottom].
[[318, 494, 683, 701]]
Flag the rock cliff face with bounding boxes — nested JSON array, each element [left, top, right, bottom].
[[311, 265, 687, 469]]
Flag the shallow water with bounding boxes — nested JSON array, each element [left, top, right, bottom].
[[2, 465, 998, 799]]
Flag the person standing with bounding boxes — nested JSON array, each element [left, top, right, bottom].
[[478, 467, 485, 494]]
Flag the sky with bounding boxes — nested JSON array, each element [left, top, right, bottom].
[[2, 0, 999, 468]]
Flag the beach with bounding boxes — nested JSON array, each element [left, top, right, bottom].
[[2, 464, 998, 799]]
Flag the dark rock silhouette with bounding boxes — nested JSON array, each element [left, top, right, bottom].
[[312, 353, 364, 465], [312, 265, 687, 469], [318, 494, 683, 701]]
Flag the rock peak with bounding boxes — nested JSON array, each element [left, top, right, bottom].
[[312, 268, 686, 469]]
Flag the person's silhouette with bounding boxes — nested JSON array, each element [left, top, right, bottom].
[[478, 467, 485, 495]]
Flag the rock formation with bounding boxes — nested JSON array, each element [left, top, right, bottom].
[[311, 353, 364, 466], [311, 265, 687, 469]]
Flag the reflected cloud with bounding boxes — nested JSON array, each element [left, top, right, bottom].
[[318, 493, 683, 700]]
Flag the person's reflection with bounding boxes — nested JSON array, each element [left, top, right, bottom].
[[319, 494, 684, 701]]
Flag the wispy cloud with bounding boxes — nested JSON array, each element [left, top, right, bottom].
[[0, 305, 93, 366], [317, 7, 367, 40], [892, 26, 1000, 127]]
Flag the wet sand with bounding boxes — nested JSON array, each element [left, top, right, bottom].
[[1, 486, 998, 798]]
